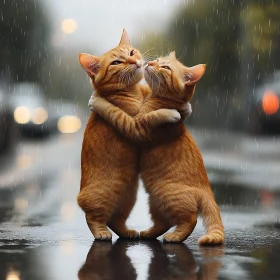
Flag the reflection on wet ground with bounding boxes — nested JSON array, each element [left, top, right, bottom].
[[1, 234, 280, 279], [78, 240, 223, 280], [0, 131, 280, 279]]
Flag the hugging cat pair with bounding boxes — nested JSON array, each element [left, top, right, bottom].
[[77, 29, 224, 245]]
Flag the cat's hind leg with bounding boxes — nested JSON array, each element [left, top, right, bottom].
[[140, 200, 171, 239], [108, 178, 139, 239], [163, 213, 197, 243], [86, 213, 112, 240], [77, 185, 113, 240], [159, 185, 198, 243]]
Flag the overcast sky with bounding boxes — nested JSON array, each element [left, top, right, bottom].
[[44, 0, 189, 54]]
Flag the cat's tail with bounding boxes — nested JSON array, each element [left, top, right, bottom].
[[198, 191, 224, 245]]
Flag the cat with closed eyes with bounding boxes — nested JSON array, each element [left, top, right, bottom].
[[78, 30, 190, 240], [89, 52, 224, 245]]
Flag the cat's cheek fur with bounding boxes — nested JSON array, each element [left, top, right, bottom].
[[144, 71, 160, 89]]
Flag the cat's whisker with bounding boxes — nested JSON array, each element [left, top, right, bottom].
[[143, 55, 156, 63], [118, 72, 124, 90], [118, 70, 127, 90], [124, 69, 130, 89], [156, 76, 161, 95], [142, 50, 156, 61], [177, 47, 187, 61], [142, 47, 154, 57], [167, 45, 176, 56], [125, 73, 129, 90], [143, 52, 155, 59], [151, 68, 161, 94]]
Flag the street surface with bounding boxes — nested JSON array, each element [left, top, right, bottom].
[[0, 124, 280, 280]]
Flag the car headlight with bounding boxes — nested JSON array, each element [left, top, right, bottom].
[[31, 107, 48, 124], [14, 106, 31, 124], [262, 91, 279, 115], [57, 116, 81, 133]]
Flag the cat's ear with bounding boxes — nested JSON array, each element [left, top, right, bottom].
[[169, 51, 176, 59], [184, 64, 206, 86], [79, 53, 100, 76], [119, 29, 132, 46]]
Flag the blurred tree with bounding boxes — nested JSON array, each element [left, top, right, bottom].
[[41, 49, 92, 106], [141, 0, 280, 129], [0, 0, 90, 107], [0, 0, 50, 83], [241, 2, 280, 83]]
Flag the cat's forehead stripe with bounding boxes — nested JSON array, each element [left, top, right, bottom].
[[111, 48, 131, 59], [159, 60, 171, 65]]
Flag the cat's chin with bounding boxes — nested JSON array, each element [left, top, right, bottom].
[[131, 68, 144, 84], [144, 72, 159, 89]]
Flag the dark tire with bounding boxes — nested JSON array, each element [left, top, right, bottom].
[[247, 108, 264, 135], [0, 114, 19, 154]]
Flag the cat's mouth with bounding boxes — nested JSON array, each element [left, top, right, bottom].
[[126, 62, 143, 84], [133, 61, 144, 74]]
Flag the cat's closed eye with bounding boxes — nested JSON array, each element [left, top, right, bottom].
[[111, 60, 123, 65]]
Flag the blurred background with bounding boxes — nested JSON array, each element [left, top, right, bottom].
[[1, 1, 280, 279]]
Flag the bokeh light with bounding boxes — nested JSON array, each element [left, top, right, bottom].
[[14, 106, 31, 124], [61, 18, 77, 34], [57, 116, 81, 134], [31, 107, 48, 124], [262, 91, 279, 115]]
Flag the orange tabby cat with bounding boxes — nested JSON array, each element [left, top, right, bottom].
[[89, 52, 224, 245], [77, 30, 182, 240]]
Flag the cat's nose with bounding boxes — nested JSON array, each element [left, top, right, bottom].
[[148, 61, 156, 66]]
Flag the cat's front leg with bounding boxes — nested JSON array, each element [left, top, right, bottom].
[[140, 109, 181, 128], [88, 94, 114, 115]]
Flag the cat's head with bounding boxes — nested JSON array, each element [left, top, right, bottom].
[[144, 51, 206, 101], [79, 29, 143, 93]]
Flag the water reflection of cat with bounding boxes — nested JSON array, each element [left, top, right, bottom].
[[78, 239, 223, 280], [147, 241, 223, 280], [78, 239, 137, 280]]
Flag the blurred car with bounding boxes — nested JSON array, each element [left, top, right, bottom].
[[0, 87, 19, 155], [249, 75, 280, 134], [47, 101, 83, 134], [9, 83, 56, 136]]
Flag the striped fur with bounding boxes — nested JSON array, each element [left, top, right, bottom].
[[90, 53, 224, 245], [77, 30, 183, 240], [89, 94, 181, 141]]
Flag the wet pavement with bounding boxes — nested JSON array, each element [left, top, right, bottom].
[[0, 127, 280, 280]]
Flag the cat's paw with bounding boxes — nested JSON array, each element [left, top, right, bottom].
[[160, 109, 181, 123], [181, 102, 192, 116], [179, 102, 192, 121], [120, 230, 139, 239], [140, 230, 158, 239], [163, 233, 183, 243], [88, 94, 96, 112], [94, 230, 112, 240], [198, 234, 224, 246]]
